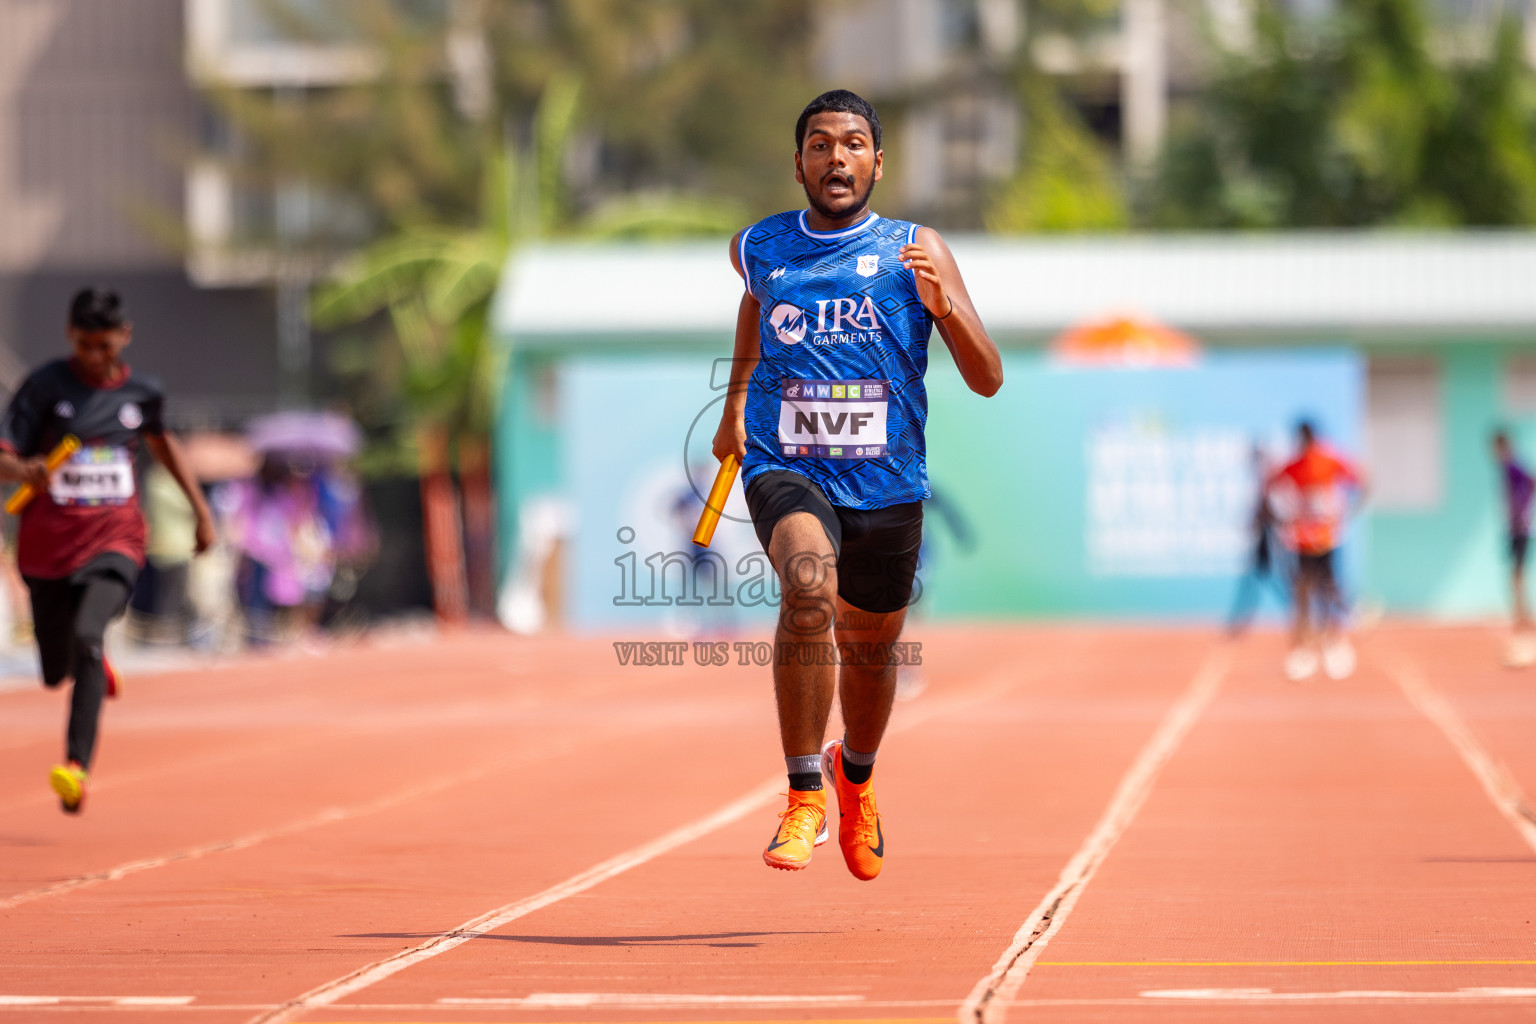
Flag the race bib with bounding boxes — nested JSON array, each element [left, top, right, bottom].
[[778, 379, 888, 459], [50, 446, 135, 506]]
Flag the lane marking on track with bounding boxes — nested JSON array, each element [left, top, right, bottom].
[[440, 993, 864, 1007], [1040, 959, 1536, 966], [958, 647, 1231, 1024], [1380, 656, 1536, 853], [246, 775, 787, 1024], [0, 1006, 958, 1016], [250, 668, 1029, 1024], [1142, 987, 1536, 1001], [306, 1019, 948, 1024], [0, 996, 193, 1006], [0, 727, 634, 912]]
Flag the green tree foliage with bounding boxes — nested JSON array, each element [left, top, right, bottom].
[[1151, 0, 1536, 228], [987, 73, 1127, 233], [205, 0, 818, 465], [213, 0, 815, 238], [986, 0, 1127, 233]]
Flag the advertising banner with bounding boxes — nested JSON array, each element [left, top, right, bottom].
[[559, 350, 1362, 629]]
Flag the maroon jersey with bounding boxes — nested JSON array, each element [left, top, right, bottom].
[[0, 359, 165, 579]]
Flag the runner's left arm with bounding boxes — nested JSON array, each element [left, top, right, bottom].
[[143, 432, 217, 554], [902, 227, 1003, 397]]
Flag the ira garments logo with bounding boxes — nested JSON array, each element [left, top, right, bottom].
[[768, 303, 808, 345]]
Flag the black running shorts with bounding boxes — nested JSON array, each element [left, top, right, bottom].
[[24, 552, 138, 687], [744, 469, 923, 614], [1296, 549, 1338, 588]]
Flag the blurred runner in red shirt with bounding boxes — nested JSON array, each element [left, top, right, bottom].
[[0, 288, 215, 814], [1267, 420, 1367, 681]]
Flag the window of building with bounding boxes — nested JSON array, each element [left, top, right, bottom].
[[1503, 356, 1536, 415], [1366, 356, 1442, 511]]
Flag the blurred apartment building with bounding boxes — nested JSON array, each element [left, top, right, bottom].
[[3, 0, 1533, 402], [0, 0, 280, 422], [818, 0, 1190, 226], [821, 0, 1536, 227]]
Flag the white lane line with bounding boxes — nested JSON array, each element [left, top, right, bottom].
[[13, 993, 1536, 1013], [0, 997, 194, 1006], [0, 728, 624, 912], [1381, 656, 1536, 853], [246, 775, 787, 1024], [441, 993, 864, 1007], [250, 667, 1030, 1024], [958, 647, 1231, 1024], [0, 999, 964, 1014], [1143, 987, 1536, 1001]]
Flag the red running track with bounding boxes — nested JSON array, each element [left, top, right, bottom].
[[2, 624, 1536, 1023]]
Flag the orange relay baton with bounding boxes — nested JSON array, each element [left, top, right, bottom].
[[691, 453, 739, 548], [5, 435, 81, 515]]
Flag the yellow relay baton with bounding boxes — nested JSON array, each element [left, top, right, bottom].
[[691, 453, 739, 548], [6, 435, 81, 515]]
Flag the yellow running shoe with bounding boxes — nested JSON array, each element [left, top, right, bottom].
[[762, 787, 828, 871], [822, 740, 883, 881], [49, 761, 87, 815]]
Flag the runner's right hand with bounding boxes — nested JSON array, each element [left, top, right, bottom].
[[713, 412, 746, 463], [193, 512, 217, 556], [20, 457, 49, 490]]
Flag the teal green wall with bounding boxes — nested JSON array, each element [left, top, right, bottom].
[[494, 340, 1536, 621], [493, 352, 562, 580], [918, 350, 1362, 620], [1364, 343, 1525, 618]]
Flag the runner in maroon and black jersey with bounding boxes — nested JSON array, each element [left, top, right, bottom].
[[0, 288, 215, 814]]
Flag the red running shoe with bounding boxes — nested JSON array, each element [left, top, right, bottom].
[[822, 740, 884, 881]]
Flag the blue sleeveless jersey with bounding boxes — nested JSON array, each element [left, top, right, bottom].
[[737, 210, 932, 509]]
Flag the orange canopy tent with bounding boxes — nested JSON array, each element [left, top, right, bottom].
[[1050, 315, 1201, 367]]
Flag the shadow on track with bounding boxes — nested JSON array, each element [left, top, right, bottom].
[[342, 929, 829, 948]]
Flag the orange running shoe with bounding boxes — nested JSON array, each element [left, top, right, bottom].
[[822, 740, 883, 881], [104, 658, 120, 700], [762, 787, 829, 871], [49, 761, 87, 815]]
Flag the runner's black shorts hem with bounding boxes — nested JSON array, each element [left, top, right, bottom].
[[1513, 533, 1529, 569], [24, 553, 139, 686], [743, 469, 922, 614], [1295, 549, 1338, 588]]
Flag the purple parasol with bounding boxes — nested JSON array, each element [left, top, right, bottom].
[[245, 411, 362, 458]]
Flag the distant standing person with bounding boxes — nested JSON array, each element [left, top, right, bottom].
[[1267, 420, 1366, 681], [1227, 443, 1291, 636], [1494, 430, 1535, 667], [0, 288, 215, 813]]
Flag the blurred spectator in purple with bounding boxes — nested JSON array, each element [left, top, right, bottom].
[[225, 456, 334, 643], [1495, 429, 1535, 667], [314, 463, 378, 630], [224, 412, 369, 644]]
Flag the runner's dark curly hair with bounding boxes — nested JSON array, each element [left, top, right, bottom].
[[795, 90, 881, 152], [69, 287, 125, 331]]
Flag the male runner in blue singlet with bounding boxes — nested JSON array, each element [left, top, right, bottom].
[[711, 90, 1003, 879]]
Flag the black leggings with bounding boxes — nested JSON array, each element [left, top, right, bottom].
[[26, 567, 133, 769]]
